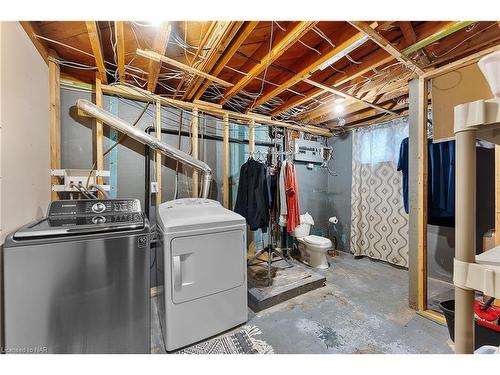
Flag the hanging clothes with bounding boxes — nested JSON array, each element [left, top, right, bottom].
[[278, 160, 288, 227], [397, 137, 409, 214], [234, 158, 270, 232], [285, 162, 300, 233], [397, 137, 455, 224]]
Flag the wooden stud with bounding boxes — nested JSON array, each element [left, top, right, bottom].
[[192, 108, 199, 197], [192, 21, 259, 101], [249, 119, 255, 157], [156, 100, 163, 205], [347, 21, 425, 76], [49, 57, 61, 200], [223, 114, 230, 209], [85, 21, 107, 83], [137, 49, 234, 88], [95, 77, 104, 197], [417, 77, 428, 312], [147, 22, 172, 92], [114, 21, 125, 83], [219, 21, 318, 105], [496, 145, 500, 245]]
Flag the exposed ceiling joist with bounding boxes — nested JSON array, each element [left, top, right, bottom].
[[399, 22, 417, 45], [192, 21, 259, 101], [183, 21, 243, 100], [20, 21, 49, 63], [146, 22, 172, 92], [248, 22, 378, 111], [85, 21, 107, 83], [347, 21, 425, 75], [137, 49, 234, 88], [272, 21, 462, 116], [300, 78, 398, 121], [219, 21, 318, 105], [114, 21, 126, 83]]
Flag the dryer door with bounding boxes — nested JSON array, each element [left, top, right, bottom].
[[170, 229, 245, 304]]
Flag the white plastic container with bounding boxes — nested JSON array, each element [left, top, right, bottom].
[[478, 51, 500, 98]]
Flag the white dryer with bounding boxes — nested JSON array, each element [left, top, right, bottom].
[[156, 198, 247, 351]]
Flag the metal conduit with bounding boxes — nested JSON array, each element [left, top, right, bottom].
[[77, 99, 213, 198]]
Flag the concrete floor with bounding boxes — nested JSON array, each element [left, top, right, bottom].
[[152, 252, 453, 354]]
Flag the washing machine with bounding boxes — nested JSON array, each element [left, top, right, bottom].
[[156, 198, 247, 351], [2, 199, 150, 354]]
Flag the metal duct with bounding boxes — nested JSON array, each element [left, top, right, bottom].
[[76, 99, 212, 198]]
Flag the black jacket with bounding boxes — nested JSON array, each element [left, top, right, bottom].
[[234, 158, 269, 232]]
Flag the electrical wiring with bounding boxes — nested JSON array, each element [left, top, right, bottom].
[[430, 22, 496, 59], [250, 22, 274, 109], [345, 54, 363, 65], [312, 26, 336, 48]]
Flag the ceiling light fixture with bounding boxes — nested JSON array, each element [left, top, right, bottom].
[[334, 103, 345, 114]]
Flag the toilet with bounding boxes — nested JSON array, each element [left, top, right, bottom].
[[290, 213, 332, 269]]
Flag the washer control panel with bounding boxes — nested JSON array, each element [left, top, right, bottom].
[[48, 199, 142, 217]]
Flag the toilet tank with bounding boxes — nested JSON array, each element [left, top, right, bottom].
[[291, 223, 311, 238]]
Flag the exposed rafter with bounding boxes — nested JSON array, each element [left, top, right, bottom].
[[146, 22, 172, 92], [85, 21, 107, 83], [347, 21, 425, 75], [114, 21, 126, 83], [192, 21, 259, 101], [219, 21, 318, 105], [183, 22, 243, 101], [399, 22, 417, 45], [272, 21, 464, 116], [137, 49, 234, 88], [303, 78, 398, 116], [247, 23, 378, 111], [20, 21, 49, 63]]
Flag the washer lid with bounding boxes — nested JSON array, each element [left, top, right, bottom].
[[303, 235, 331, 247]]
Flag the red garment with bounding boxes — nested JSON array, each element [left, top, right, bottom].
[[285, 162, 300, 233]]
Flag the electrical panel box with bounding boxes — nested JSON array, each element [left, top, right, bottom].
[[51, 169, 110, 192], [293, 139, 330, 163]]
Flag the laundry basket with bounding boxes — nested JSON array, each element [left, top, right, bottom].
[[440, 300, 500, 350]]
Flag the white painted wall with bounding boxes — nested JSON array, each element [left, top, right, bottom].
[[0, 21, 50, 243]]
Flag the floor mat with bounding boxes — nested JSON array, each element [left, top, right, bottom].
[[176, 326, 274, 354]]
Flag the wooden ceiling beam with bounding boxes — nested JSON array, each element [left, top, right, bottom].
[[146, 22, 172, 92], [137, 49, 234, 88], [399, 22, 417, 45], [20, 21, 49, 63], [85, 21, 107, 84], [191, 21, 259, 101], [183, 21, 243, 101], [347, 21, 425, 75], [272, 21, 461, 116], [302, 78, 398, 117], [248, 22, 378, 111], [219, 21, 318, 105], [114, 21, 126, 83]]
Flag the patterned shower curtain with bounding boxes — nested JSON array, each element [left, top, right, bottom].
[[350, 118, 409, 267]]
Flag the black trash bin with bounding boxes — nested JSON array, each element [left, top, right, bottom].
[[440, 299, 500, 350]]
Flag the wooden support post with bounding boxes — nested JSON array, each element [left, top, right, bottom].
[[95, 77, 104, 198], [417, 77, 428, 312], [192, 108, 199, 197], [496, 145, 500, 245], [156, 100, 162, 205], [249, 119, 255, 157], [223, 114, 230, 209], [49, 57, 61, 200]]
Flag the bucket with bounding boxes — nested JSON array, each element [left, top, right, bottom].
[[439, 300, 500, 350]]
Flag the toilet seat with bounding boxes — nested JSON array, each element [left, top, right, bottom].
[[303, 235, 331, 248]]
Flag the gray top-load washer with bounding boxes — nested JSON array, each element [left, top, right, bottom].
[[2, 199, 150, 354], [156, 198, 247, 351]]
